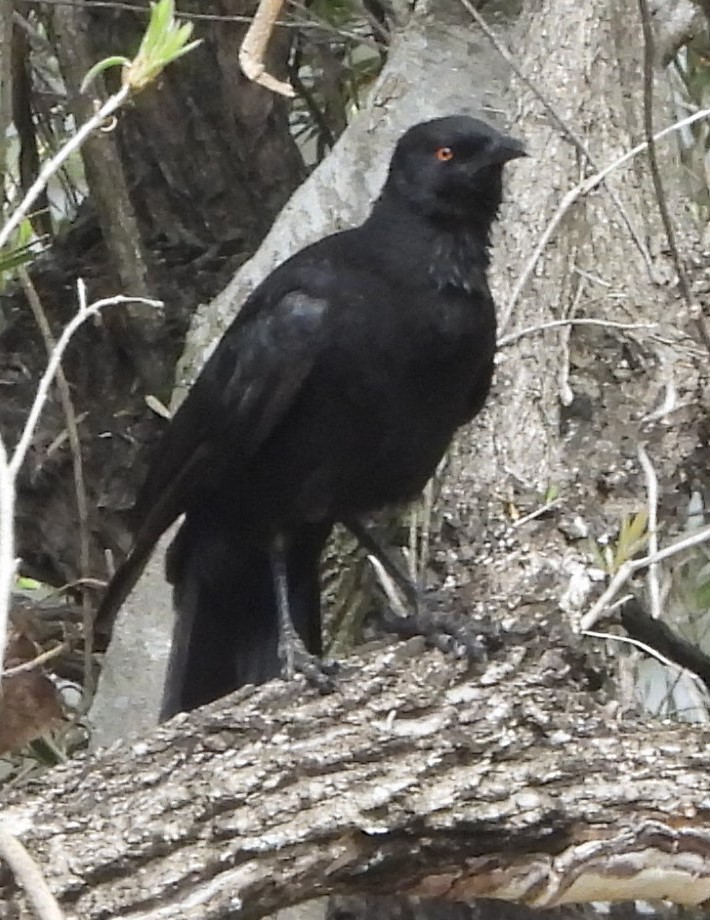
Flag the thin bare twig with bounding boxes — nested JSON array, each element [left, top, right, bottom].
[[582, 627, 710, 718], [512, 498, 562, 529], [240, 0, 295, 97], [580, 522, 710, 631], [497, 318, 658, 348], [636, 0, 710, 356], [368, 555, 408, 618], [501, 106, 710, 329], [18, 269, 94, 699], [0, 437, 15, 685], [8, 292, 160, 477], [557, 275, 585, 406], [582, 628, 690, 675], [0, 827, 64, 920], [0, 291, 161, 680], [457, 0, 655, 293], [46, 411, 89, 457], [4, 642, 69, 677], [53, 576, 107, 594], [24, 0, 379, 47], [0, 0, 13, 200], [0, 84, 130, 252], [637, 445, 661, 620]]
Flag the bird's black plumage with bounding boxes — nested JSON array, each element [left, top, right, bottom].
[[96, 115, 525, 717]]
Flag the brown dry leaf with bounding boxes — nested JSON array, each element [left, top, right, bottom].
[[0, 672, 64, 754], [1, 617, 64, 754], [4, 631, 38, 668]]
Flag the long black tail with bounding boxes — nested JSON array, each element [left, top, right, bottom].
[[160, 517, 330, 719]]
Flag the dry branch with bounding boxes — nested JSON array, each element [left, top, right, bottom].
[[239, 0, 295, 97], [2, 637, 710, 917]]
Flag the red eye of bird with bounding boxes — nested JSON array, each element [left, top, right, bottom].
[[435, 146, 454, 162]]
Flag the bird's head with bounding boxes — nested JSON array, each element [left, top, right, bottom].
[[387, 115, 526, 224]]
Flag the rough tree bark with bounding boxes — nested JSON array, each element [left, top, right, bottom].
[[5, 636, 710, 917]]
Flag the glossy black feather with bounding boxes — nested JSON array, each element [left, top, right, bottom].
[[95, 115, 525, 716]]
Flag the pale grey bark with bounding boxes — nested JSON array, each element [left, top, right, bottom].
[[88, 533, 174, 748], [6, 639, 710, 917], [650, 0, 708, 61]]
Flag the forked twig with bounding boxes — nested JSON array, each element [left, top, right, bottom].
[[0, 291, 161, 682], [239, 0, 295, 97], [580, 522, 710, 631], [636, 0, 710, 356], [458, 0, 655, 289], [501, 106, 710, 330]]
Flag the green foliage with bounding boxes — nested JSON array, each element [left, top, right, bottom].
[[543, 482, 560, 504], [81, 0, 201, 93], [666, 545, 710, 648], [291, 0, 385, 162], [0, 219, 40, 290], [590, 509, 649, 575]]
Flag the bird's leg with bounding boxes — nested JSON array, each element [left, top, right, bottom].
[[346, 517, 493, 663], [345, 517, 421, 610], [269, 534, 336, 692]]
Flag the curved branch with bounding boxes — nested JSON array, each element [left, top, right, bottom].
[[3, 638, 710, 917]]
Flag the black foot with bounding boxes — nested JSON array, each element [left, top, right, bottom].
[[270, 533, 338, 693], [381, 602, 498, 664], [279, 633, 338, 693]]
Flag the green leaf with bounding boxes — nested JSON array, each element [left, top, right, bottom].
[[81, 0, 201, 97], [0, 246, 34, 275], [80, 55, 130, 92], [15, 575, 44, 591], [124, 0, 201, 92], [0, 219, 43, 285]]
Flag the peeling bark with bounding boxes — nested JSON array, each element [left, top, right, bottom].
[[4, 637, 710, 917]]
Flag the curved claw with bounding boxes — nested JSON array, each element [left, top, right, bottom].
[[284, 642, 338, 693], [381, 604, 494, 665]]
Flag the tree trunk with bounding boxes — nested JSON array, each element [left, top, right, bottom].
[[444, 0, 705, 618], [5, 637, 710, 917]]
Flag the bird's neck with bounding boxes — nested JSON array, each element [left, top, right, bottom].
[[366, 186, 493, 295]]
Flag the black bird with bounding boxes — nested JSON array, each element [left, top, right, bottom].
[[95, 115, 525, 718]]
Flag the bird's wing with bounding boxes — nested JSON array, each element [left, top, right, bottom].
[[95, 284, 331, 634]]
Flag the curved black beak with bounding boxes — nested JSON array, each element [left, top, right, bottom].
[[495, 134, 528, 163]]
